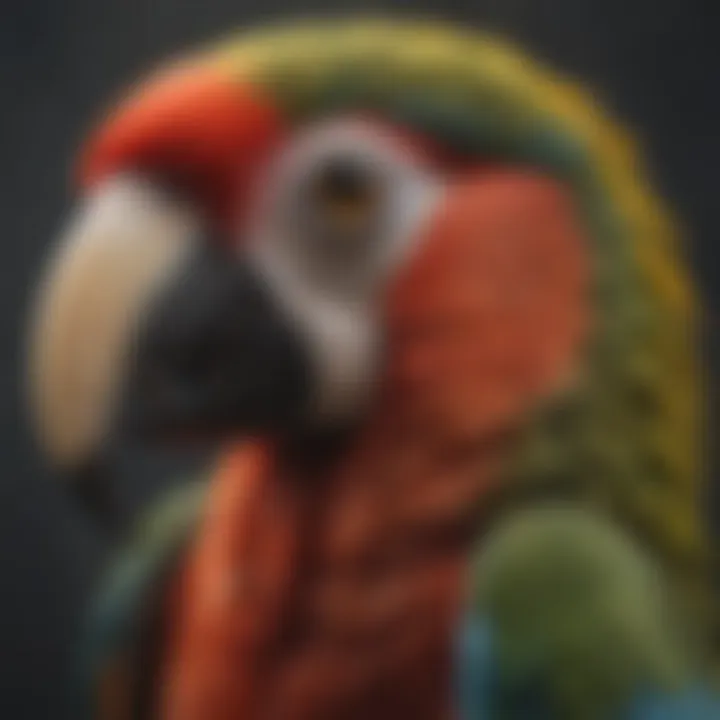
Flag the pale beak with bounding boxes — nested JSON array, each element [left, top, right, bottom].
[[27, 175, 198, 472]]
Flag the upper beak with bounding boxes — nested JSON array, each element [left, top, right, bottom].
[[27, 176, 311, 482]]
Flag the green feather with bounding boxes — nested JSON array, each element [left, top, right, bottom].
[[473, 505, 694, 719]]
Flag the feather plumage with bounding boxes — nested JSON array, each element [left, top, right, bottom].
[[73, 18, 717, 719]]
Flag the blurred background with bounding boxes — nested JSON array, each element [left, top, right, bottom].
[[2, 1, 718, 717]]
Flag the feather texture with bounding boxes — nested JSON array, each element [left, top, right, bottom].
[[75, 19, 718, 718], [197, 20, 714, 657]]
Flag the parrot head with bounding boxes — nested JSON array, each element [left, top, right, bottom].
[[25, 23, 710, 619], [27, 44, 589, 482]]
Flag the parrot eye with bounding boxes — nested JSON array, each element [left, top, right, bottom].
[[309, 156, 381, 236], [249, 120, 443, 300], [299, 154, 386, 276]]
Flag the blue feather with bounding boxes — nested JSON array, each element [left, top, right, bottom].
[[454, 616, 494, 718]]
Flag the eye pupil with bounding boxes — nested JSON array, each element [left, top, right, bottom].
[[316, 158, 373, 201], [311, 158, 378, 226]]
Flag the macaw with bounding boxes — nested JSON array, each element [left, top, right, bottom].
[[26, 19, 719, 720]]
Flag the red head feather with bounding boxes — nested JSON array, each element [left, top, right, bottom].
[[79, 64, 284, 232]]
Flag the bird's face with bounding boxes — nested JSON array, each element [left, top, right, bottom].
[[28, 84, 589, 486]]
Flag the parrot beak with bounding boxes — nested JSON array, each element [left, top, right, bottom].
[[27, 176, 311, 484]]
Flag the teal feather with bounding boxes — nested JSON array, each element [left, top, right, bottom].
[[76, 480, 206, 718]]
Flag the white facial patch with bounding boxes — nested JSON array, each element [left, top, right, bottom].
[[245, 119, 445, 423]]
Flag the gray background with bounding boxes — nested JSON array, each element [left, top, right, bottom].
[[2, 1, 718, 717]]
